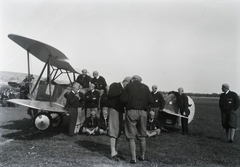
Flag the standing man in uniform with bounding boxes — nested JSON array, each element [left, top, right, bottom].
[[121, 75, 154, 164], [219, 84, 240, 143], [108, 76, 132, 161], [178, 87, 190, 135]]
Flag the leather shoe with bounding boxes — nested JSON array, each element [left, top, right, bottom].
[[111, 155, 119, 162], [138, 156, 145, 161], [130, 160, 136, 164]]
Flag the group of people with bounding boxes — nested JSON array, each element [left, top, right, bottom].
[[63, 69, 195, 164], [1, 89, 16, 107]]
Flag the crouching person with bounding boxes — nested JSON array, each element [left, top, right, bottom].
[[98, 109, 109, 135], [82, 110, 99, 135], [147, 111, 161, 137]]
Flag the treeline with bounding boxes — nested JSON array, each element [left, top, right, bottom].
[[185, 93, 220, 97], [161, 91, 220, 98]]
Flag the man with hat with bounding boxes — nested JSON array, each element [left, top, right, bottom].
[[107, 76, 132, 161], [121, 75, 154, 164], [219, 84, 240, 143]]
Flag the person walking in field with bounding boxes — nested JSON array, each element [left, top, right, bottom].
[[219, 84, 240, 143], [121, 75, 154, 164]]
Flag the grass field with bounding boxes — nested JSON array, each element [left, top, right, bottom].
[[0, 97, 240, 167]]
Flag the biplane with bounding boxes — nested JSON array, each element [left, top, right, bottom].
[[7, 34, 79, 131], [7, 34, 195, 132]]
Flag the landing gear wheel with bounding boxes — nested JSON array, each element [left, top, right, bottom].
[[33, 112, 52, 131], [50, 113, 63, 127]]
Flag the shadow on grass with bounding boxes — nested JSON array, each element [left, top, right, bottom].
[[0, 118, 68, 140], [75, 139, 127, 161]]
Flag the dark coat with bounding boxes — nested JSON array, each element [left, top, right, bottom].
[[108, 82, 125, 112], [91, 76, 107, 91], [64, 91, 79, 109], [219, 91, 240, 112], [85, 90, 100, 108], [120, 81, 154, 111], [76, 74, 92, 88]]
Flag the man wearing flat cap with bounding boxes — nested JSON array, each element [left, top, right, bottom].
[[121, 75, 154, 164], [219, 84, 240, 143], [107, 76, 132, 161]]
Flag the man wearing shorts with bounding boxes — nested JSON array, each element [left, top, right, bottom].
[[121, 75, 154, 164], [107, 76, 132, 161]]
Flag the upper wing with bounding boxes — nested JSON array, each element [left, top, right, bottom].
[[8, 34, 78, 73]]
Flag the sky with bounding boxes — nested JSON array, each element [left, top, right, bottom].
[[0, 0, 240, 94]]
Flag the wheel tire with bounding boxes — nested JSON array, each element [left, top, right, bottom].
[[50, 113, 63, 127], [33, 112, 52, 131]]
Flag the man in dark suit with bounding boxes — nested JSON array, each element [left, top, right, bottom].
[[219, 84, 240, 143]]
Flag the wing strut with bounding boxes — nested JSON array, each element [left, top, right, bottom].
[[27, 51, 31, 79], [66, 70, 72, 85], [47, 56, 52, 107], [73, 73, 76, 82]]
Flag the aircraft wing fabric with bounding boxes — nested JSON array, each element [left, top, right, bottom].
[[8, 34, 78, 73]]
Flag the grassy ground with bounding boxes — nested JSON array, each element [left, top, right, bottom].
[[0, 97, 240, 167]]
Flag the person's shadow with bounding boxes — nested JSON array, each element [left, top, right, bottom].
[[75, 139, 127, 161]]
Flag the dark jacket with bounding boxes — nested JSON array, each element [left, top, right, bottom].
[[64, 91, 79, 109], [83, 116, 99, 129], [151, 91, 165, 110], [147, 118, 161, 131], [219, 91, 240, 112], [98, 116, 109, 130], [178, 93, 190, 116], [120, 81, 154, 111], [78, 91, 86, 108], [108, 82, 125, 112], [100, 91, 108, 108], [91, 76, 107, 91], [85, 90, 100, 108], [76, 74, 92, 88]]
